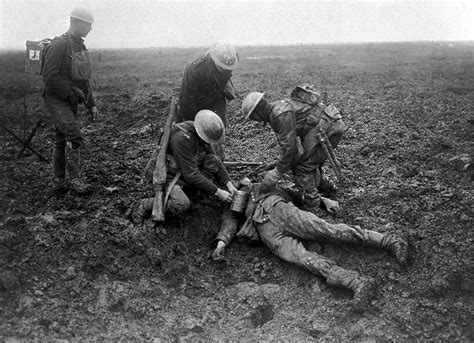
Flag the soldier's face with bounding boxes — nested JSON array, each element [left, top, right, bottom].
[[249, 110, 264, 123], [77, 21, 92, 37]]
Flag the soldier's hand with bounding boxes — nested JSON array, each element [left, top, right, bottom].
[[89, 106, 99, 122], [261, 168, 281, 192], [212, 240, 226, 261], [215, 188, 232, 202], [226, 181, 237, 196], [321, 197, 341, 214]]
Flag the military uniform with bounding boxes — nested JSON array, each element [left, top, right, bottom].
[[215, 183, 407, 309], [135, 121, 231, 221], [258, 99, 345, 210], [42, 32, 95, 188], [178, 53, 235, 127]]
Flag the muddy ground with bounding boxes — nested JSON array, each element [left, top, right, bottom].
[[0, 43, 473, 341]]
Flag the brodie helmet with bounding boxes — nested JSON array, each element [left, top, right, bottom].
[[208, 43, 239, 71], [195, 110, 225, 144], [70, 8, 94, 24], [241, 92, 264, 121]]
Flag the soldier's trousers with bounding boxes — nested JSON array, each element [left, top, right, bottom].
[[256, 200, 382, 279], [44, 96, 82, 180]]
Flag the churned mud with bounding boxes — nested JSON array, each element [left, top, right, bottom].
[[1, 43, 473, 341]]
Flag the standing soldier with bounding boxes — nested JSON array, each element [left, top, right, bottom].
[[177, 43, 239, 128], [42, 8, 99, 194], [241, 89, 346, 214]]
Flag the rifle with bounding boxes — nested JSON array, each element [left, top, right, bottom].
[[223, 161, 266, 168], [151, 97, 176, 222], [316, 129, 343, 181]]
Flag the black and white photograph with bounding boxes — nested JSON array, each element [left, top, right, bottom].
[[0, 0, 472, 341]]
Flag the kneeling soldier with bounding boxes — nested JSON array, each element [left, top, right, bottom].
[[133, 110, 237, 223]]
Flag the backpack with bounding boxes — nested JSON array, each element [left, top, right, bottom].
[[289, 83, 348, 149], [25, 38, 52, 75]]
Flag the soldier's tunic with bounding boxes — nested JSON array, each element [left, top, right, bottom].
[[178, 53, 233, 127], [42, 33, 95, 146]]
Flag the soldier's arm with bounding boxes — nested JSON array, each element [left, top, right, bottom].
[[212, 209, 243, 261], [272, 111, 298, 175], [171, 135, 218, 194], [179, 65, 201, 118]]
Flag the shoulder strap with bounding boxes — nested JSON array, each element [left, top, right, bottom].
[[67, 33, 75, 54]]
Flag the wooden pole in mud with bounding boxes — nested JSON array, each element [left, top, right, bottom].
[[151, 97, 176, 222], [0, 122, 48, 162]]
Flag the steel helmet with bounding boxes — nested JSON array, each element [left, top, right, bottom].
[[241, 92, 264, 121], [195, 110, 225, 144], [70, 8, 94, 24], [208, 43, 239, 71]]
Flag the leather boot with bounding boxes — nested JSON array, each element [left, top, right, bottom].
[[67, 146, 91, 194], [381, 234, 408, 265], [318, 173, 338, 196], [326, 266, 376, 311], [52, 144, 66, 180], [294, 173, 320, 214], [364, 231, 408, 265], [131, 197, 154, 224]]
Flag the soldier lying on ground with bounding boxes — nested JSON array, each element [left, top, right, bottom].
[[131, 110, 237, 223], [211, 177, 408, 310]]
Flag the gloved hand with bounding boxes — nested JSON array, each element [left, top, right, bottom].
[[89, 106, 99, 122], [215, 188, 232, 202], [226, 181, 237, 196], [260, 168, 281, 192], [212, 240, 226, 261]]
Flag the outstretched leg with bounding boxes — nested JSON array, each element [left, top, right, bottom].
[[257, 221, 375, 310], [269, 201, 408, 264]]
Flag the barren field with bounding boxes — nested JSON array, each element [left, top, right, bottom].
[[0, 42, 473, 341]]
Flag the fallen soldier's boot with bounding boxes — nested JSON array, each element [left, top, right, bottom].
[[382, 234, 408, 265], [326, 266, 376, 311], [348, 276, 376, 311]]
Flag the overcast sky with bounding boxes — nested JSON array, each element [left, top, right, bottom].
[[1, 0, 473, 50]]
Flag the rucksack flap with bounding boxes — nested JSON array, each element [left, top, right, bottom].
[[290, 83, 322, 106]]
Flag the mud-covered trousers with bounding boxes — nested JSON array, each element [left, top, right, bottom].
[[257, 200, 378, 279], [43, 96, 82, 180]]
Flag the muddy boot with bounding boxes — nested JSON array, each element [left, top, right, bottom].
[[381, 234, 408, 265], [67, 146, 91, 194], [326, 266, 376, 311], [318, 174, 338, 196], [50, 177, 67, 193], [131, 197, 154, 224], [364, 231, 408, 265], [294, 173, 320, 214]]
